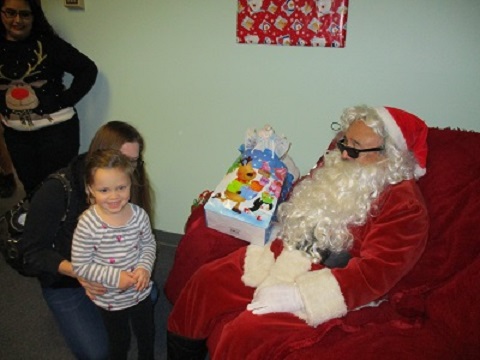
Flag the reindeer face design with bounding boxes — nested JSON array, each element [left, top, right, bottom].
[[0, 41, 48, 123], [3, 78, 47, 110]]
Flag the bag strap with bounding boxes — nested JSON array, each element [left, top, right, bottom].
[[46, 172, 72, 222]]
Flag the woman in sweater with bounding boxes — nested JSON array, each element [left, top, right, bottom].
[[0, 0, 97, 195]]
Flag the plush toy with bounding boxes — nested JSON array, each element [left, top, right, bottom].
[[213, 157, 257, 214]]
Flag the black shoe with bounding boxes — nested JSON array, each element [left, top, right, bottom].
[[167, 331, 207, 360], [0, 173, 16, 198]]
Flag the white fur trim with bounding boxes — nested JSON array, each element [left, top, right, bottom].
[[414, 166, 426, 178], [296, 269, 347, 327], [242, 245, 275, 287], [256, 249, 312, 290], [269, 250, 312, 283], [374, 107, 407, 151]]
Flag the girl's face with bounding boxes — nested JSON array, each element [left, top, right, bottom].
[[1, 0, 33, 41], [89, 167, 131, 216]]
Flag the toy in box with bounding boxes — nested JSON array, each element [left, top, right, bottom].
[[204, 125, 297, 246]]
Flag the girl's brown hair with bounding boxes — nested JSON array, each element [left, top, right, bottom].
[[85, 149, 134, 189], [87, 121, 154, 221]]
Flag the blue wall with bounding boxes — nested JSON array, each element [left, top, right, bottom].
[[43, 1, 480, 233]]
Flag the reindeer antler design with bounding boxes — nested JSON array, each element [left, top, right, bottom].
[[22, 41, 48, 80], [0, 41, 47, 83]]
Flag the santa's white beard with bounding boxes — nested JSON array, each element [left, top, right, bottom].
[[277, 150, 389, 262]]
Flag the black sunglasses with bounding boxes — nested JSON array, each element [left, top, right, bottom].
[[337, 138, 384, 159]]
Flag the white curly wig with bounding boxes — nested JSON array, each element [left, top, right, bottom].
[[277, 105, 418, 263]]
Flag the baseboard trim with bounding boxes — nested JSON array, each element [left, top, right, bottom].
[[154, 229, 182, 247]]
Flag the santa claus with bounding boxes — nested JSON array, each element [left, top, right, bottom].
[[167, 105, 429, 360]]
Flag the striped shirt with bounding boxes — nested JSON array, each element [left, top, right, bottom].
[[71, 203, 156, 311]]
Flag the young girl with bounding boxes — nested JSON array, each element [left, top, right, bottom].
[[72, 149, 156, 360]]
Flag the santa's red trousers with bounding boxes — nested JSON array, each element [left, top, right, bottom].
[[167, 246, 339, 360]]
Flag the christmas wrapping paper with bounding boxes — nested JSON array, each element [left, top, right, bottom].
[[237, 0, 349, 47]]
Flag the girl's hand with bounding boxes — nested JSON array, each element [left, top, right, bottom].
[[118, 271, 136, 290], [132, 267, 150, 291]]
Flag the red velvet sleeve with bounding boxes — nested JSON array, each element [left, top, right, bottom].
[[332, 179, 429, 310]]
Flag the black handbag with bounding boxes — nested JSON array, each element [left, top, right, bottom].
[[0, 172, 71, 276], [0, 198, 30, 274]]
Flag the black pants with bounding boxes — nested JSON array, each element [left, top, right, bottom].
[[4, 116, 79, 195], [99, 296, 155, 360]]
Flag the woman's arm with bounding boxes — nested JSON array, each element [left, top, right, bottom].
[[22, 178, 69, 275], [51, 36, 98, 107], [58, 259, 106, 299], [58, 259, 76, 278]]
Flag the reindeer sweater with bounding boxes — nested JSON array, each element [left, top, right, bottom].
[[0, 33, 97, 131]]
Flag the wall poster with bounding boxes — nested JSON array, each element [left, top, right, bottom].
[[237, 0, 349, 47]]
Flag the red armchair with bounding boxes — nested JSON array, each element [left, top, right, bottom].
[[165, 127, 480, 359]]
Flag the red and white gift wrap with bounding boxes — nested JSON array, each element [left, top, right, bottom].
[[237, 0, 349, 47]]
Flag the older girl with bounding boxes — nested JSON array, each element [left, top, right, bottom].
[[22, 121, 153, 359]]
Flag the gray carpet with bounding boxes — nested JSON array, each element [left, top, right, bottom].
[[0, 231, 179, 360], [0, 177, 180, 359]]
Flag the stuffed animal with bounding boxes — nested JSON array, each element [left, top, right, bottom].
[[214, 157, 257, 213]]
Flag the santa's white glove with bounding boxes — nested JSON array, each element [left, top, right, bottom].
[[247, 284, 304, 315]]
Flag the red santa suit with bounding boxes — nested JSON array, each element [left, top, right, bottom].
[[167, 178, 429, 359]]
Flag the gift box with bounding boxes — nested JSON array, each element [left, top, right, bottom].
[[205, 125, 295, 246], [237, 0, 349, 47]]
